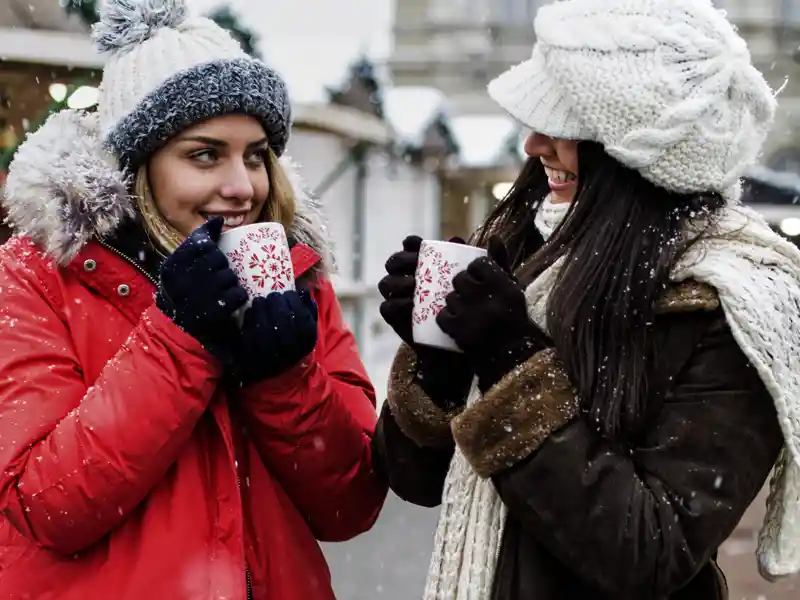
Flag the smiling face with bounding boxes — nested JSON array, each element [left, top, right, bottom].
[[147, 114, 271, 237], [523, 132, 580, 204]]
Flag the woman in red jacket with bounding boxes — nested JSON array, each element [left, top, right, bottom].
[[0, 1, 386, 598]]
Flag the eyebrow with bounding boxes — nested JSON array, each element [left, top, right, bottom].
[[177, 135, 270, 149]]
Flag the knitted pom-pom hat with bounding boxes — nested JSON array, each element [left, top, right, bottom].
[[488, 0, 777, 201], [92, 0, 291, 172]]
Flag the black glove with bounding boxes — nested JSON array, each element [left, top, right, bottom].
[[156, 217, 247, 361], [379, 235, 473, 411], [233, 288, 319, 386], [437, 235, 551, 393]]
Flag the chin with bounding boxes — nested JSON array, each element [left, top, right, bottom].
[[552, 191, 575, 204]]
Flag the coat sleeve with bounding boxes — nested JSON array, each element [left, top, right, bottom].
[[237, 278, 388, 541], [451, 311, 784, 598], [0, 251, 221, 555], [370, 343, 459, 508]]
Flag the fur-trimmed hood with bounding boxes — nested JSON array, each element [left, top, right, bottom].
[[1, 109, 333, 272]]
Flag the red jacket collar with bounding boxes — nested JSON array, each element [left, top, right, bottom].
[[290, 243, 321, 278]]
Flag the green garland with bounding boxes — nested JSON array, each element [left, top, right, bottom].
[[208, 6, 260, 58], [1, 1, 260, 172], [63, 0, 99, 25]]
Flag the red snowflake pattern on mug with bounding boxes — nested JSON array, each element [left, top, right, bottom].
[[413, 245, 458, 325], [225, 225, 293, 297], [249, 243, 292, 292], [227, 248, 247, 275]]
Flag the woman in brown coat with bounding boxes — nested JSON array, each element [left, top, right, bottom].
[[372, 1, 800, 599]]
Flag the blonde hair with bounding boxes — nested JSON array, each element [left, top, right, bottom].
[[135, 148, 297, 254]]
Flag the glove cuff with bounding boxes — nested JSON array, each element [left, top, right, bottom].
[[413, 346, 474, 411], [474, 334, 549, 394], [154, 287, 177, 321]]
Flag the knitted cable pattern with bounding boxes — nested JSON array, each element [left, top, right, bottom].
[[539, 2, 773, 196]]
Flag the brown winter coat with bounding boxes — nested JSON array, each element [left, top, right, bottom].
[[372, 281, 783, 600]]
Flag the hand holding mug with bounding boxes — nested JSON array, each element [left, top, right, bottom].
[[436, 236, 551, 392], [234, 288, 319, 385], [379, 235, 475, 410], [156, 217, 248, 360]]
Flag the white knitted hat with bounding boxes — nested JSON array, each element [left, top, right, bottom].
[[93, 0, 291, 172], [488, 0, 777, 201]]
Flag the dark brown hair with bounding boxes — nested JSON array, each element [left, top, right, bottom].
[[474, 142, 722, 443]]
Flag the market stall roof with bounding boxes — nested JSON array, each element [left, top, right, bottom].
[[0, 28, 102, 69], [0, 0, 86, 32], [383, 86, 449, 147], [293, 103, 390, 145], [0, 0, 100, 69]]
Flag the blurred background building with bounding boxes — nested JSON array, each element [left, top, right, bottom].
[[0, 1, 799, 598]]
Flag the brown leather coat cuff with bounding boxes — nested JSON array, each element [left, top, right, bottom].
[[654, 281, 719, 314], [451, 348, 579, 477], [386, 343, 462, 448]]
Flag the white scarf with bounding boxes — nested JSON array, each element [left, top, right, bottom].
[[533, 196, 572, 239], [423, 195, 800, 599]]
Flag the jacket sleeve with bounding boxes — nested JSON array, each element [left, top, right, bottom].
[[451, 311, 784, 598], [237, 278, 388, 542], [371, 343, 459, 507], [0, 253, 221, 555]]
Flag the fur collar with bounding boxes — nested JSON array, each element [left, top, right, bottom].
[[1, 109, 333, 273]]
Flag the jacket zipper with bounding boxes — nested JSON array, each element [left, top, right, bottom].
[[97, 239, 253, 599], [236, 471, 253, 600], [95, 238, 160, 287]]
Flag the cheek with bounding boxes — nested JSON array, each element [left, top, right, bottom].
[[557, 141, 580, 174], [156, 181, 207, 214], [151, 178, 212, 235], [252, 173, 271, 210], [149, 159, 204, 214]]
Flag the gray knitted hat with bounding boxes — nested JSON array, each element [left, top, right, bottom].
[[92, 0, 291, 172]]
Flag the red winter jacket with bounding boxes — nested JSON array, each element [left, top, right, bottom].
[[0, 235, 387, 600]]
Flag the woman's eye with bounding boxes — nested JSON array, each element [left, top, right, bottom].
[[246, 149, 268, 167], [190, 149, 217, 163]]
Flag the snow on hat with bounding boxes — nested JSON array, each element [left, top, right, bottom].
[[92, 0, 291, 172], [488, 0, 777, 201]]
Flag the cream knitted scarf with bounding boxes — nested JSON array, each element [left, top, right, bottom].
[[423, 196, 800, 600]]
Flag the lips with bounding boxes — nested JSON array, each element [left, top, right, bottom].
[[200, 212, 248, 228], [543, 165, 577, 184], [542, 165, 577, 193]]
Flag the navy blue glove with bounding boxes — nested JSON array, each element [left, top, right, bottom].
[[235, 288, 319, 385], [437, 236, 551, 393], [155, 217, 247, 361]]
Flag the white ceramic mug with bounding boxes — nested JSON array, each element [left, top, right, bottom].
[[218, 222, 295, 306], [412, 240, 487, 352]]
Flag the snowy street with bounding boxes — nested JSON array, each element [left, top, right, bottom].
[[323, 493, 439, 600]]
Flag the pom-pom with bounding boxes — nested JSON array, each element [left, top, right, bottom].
[[92, 0, 188, 54]]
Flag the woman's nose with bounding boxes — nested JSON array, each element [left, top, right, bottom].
[[220, 161, 255, 202], [523, 132, 554, 158]]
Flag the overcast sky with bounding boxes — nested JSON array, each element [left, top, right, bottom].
[[191, 0, 395, 102]]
